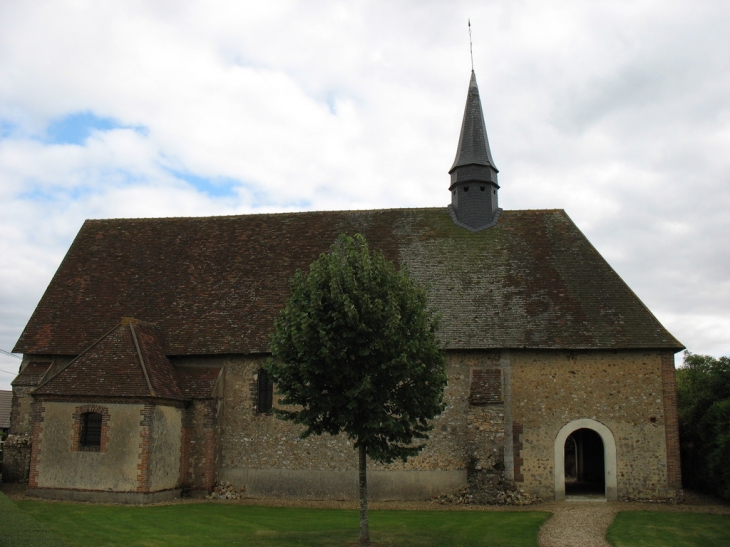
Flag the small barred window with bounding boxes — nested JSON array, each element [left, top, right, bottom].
[[257, 368, 273, 414], [80, 412, 103, 449]]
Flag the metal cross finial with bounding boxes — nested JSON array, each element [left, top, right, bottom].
[[468, 19, 474, 71]]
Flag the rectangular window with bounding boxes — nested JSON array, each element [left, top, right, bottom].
[[257, 368, 273, 414], [81, 412, 103, 449]]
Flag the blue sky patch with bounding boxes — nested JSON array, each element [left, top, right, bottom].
[[0, 120, 18, 139], [171, 170, 240, 198], [46, 112, 146, 145]]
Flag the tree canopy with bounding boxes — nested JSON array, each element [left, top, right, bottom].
[[676, 351, 730, 500], [266, 233, 447, 543]]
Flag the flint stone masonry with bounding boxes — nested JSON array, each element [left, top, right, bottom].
[[179, 399, 217, 491], [1, 435, 31, 482], [148, 405, 182, 492], [217, 351, 507, 500], [8, 347, 681, 503], [212, 348, 680, 501], [31, 402, 144, 491], [9, 387, 34, 436], [26, 401, 184, 498], [509, 349, 676, 500]]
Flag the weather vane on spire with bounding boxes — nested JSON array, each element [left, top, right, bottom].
[[468, 19, 474, 71]]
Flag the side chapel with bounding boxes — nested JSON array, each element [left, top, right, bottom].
[[3, 71, 684, 504]]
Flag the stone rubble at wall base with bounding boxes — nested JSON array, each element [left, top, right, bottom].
[[205, 481, 246, 500], [0, 435, 31, 483]]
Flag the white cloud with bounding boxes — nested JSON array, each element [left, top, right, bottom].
[[1, 0, 729, 389]]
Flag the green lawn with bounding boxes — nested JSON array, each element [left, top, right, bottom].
[[607, 511, 730, 547], [0, 491, 65, 547], [11, 499, 549, 547]]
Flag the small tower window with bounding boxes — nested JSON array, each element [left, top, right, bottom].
[[80, 412, 103, 450], [463, 186, 469, 192], [257, 368, 274, 414], [480, 186, 485, 191]]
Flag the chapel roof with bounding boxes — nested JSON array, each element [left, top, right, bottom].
[[14, 208, 683, 356], [33, 319, 185, 400], [11, 361, 53, 387], [176, 367, 222, 399]]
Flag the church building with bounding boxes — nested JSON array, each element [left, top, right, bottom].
[[3, 71, 683, 504]]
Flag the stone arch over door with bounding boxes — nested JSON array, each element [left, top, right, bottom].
[[553, 418, 617, 501]]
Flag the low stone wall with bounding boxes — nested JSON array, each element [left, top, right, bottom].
[[1, 435, 31, 483], [26, 487, 182, 504], [220, 468, 466, 501]]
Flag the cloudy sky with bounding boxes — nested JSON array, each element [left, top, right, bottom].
[[1, 0, 728, 390]]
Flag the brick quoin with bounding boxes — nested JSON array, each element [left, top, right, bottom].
[[27, 401, 46, 489], [201, 400, 217, 491], [136, 403, 154, 493], [661, 352, 682, 490], [513, 423, 524, 483], [178, 406, 194, 488]]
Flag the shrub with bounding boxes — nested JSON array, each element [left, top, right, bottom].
[[676, 352, 730, 500]]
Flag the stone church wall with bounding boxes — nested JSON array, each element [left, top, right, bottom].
[[509, 349, 678, 500], [179, 399, 217, 491], [29, 402, 144, 492], [148, 405, 183, 492], [7, 348, 680, 503], [25, 400, 186, 503], [216, 351, 505, 500], [9, 387, 34, 436]]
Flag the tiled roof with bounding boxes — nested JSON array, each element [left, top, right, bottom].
[[11, 361, 52, 387], [14, 208, 683, 356], [0, 390, 12, 429], [33, 319, 185, 400], [176, 367, 222, 399]]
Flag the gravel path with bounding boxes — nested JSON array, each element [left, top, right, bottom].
[[538, 502, 616, 547], [536, 492, 730, 547]]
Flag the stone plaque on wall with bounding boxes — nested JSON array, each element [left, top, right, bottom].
[[469, 368, 503, 405]]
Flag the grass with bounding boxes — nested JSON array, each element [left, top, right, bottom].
[[10, 500, 549, 547], [0, 492, 66, 546], [607, 511, 730, 547], [9, 495, 730, 547]]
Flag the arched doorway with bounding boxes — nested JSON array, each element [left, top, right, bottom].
[[554, 418, 617, 501], [564, 428, 605, 495]]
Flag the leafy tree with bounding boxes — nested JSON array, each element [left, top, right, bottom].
[[266, 233, 447, 544], [676, 351, 730, 499]]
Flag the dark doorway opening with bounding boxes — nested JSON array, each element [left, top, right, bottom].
[[564, 428, 605, 496]]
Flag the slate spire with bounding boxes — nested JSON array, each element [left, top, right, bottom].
[[448, 71, 501, 231]]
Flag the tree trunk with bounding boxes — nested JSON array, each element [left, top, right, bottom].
[[358, 443, 370, 545]]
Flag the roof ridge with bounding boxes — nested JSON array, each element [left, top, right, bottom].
[[128, 321, 156, 397], [82, 207, 450, 223]]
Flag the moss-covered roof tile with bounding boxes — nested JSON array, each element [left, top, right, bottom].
[[14, 208, 682, 356]]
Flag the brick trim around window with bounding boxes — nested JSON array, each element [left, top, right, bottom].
[[71, 405, 110, 453]]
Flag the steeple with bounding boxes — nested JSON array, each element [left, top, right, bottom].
[[448, 71, 501, 231]]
